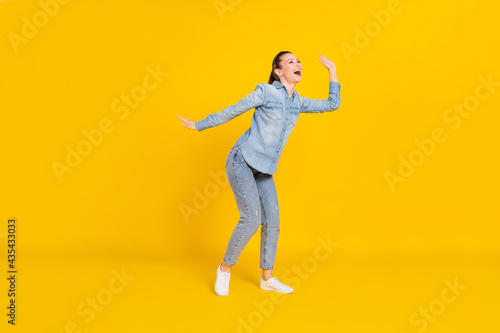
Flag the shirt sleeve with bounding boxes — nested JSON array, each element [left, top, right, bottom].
[[195, 83, 266, 131], [299, 82, 341, 113]]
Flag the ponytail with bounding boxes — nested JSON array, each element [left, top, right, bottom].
[[268, 71, 277, 85], [268, 50, 291, 84]]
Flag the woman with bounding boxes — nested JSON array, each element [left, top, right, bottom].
[[177, 51, 341, 296]]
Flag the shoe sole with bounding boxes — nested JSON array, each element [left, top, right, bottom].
[[215, 290, 228, 296], [260, 285, 293, 294]]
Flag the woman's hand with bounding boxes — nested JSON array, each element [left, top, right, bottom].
[[318, 54, 338, 83], [318, 54, 336, 71], [177, 115, 197, 130]]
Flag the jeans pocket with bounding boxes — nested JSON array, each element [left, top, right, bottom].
[[233, 146, 246, 163], [226, 146, 240, 169]]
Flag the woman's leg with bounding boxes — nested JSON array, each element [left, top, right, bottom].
[[254, 172, 280, 276], [222, 146, 263, 268], [254, 173, 293, 293]]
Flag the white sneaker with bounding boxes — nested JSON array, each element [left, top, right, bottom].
[[215, 264, 231, 296], [260, 276, 294, 294]]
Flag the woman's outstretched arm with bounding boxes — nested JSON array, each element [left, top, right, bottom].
[[299, 54, 341, 113], [177, 83, 266, 131]]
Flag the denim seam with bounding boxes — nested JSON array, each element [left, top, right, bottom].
[[260, 194, 268, 269], [259, 178, 275, 270], [227, 148, 250, 264]]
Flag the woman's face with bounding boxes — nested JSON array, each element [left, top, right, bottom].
[[275, 53, 303, 84]]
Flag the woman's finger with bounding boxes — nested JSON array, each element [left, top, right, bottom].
[[178, 115, 193, 124], [320, 55, 332, 63]]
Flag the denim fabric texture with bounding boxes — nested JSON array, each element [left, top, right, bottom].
[[223, 144, 280, 269], [195, 80, 341, 175], [197, 80, 341, 269]]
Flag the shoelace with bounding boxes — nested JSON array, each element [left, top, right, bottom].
[[263, 276, 284, 286], [218, 271, 230, 285], [272, 277, 286, 286]]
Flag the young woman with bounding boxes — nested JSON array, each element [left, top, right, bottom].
[[177, 51, 341, 296]]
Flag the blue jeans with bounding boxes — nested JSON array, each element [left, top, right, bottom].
[[223, 145, 280, 269]]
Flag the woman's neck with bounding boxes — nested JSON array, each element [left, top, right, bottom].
[[279, 80, 296, 98]]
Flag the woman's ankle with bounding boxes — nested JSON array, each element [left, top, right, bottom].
[[220, 262, 232, 273], [261, 269, 273, 280]]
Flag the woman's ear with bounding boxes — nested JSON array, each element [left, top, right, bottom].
[[274, 68, 282, 78]]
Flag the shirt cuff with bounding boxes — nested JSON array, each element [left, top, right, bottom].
[[329, 81, 341, 90], [194, 119, 207, 131]]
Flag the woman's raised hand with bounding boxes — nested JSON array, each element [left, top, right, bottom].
[[177, 115, 197, 130], [318, 54, 338, 83], [318, 54, 336, 72]]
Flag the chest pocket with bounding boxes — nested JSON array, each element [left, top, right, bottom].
[[289, 105, 300, 114], [287, 105, 300, 127], [264, 100, 284, 120]]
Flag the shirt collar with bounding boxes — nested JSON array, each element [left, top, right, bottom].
[[272, 80, 297, 98]]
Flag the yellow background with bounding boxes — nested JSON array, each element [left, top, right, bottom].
[[1, 0, 499, 332]]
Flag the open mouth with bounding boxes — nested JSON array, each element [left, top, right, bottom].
[[294, 69, 302, 77]]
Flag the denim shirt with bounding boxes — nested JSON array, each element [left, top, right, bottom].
[[195, 80, 341, 175]]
